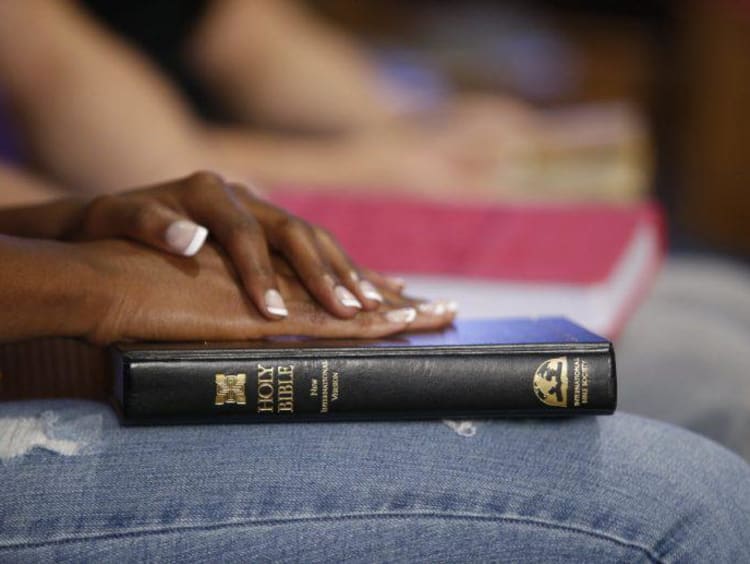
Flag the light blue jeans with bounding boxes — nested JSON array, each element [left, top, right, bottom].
[[1, 400, 748, 563]]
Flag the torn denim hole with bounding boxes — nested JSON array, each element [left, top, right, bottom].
[[0, 409, 104, 462], [442, 420, 478, 437]]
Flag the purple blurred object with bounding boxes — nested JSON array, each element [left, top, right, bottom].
[[0, 94, 24, 164], [374, 49, 450, 114]]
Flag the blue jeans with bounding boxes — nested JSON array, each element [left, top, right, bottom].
[[1, 400, 748, 562]]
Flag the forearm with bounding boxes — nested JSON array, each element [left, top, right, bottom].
[[203, 127, 369, 189], [0, 162, 66, 207], [0, 198, 84, 239], [0, 162, 82, 238], [0, 0, 209, 192], [190, 0, 394, 131], [0, 236, 105, 342]]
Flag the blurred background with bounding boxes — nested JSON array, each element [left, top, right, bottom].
[[319, 0, 749, 258], [63, 0, 749, 258]]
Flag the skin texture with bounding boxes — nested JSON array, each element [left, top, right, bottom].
[[0, 172, 455, 345], [0, 236, 454, 345], [188, 0, 399, 133], [0, 172, 410, 321], [77, 241, 454, 345], [0, 164, 67, 207]]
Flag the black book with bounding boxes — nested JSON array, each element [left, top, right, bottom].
[[112, 317, 616, 425]]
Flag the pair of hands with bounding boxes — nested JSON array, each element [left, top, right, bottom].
[[64, 172, 456, 344]]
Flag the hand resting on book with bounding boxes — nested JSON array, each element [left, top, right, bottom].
[[0, 171, 406, 321], [0, 235, 454, 345], [74, 240, 456, 344], [0, 172, 457, 345]]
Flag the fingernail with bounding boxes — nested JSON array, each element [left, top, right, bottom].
[[165, 220, 208, 256], [358, 280, 383, 302], [335, 285, 362, 309], [385, 307, 417, 324], [388, 276, 406, 289], [418, 299, 459, 315], [417, 301, 446, 316], [264, 289, 288, 318]]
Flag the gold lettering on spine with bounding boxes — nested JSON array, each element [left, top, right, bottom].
[[572, 358, 590, 407], [320, 360, 330, 413], [331, 372, 339, 402], [256, 363, 295, 414], [277, 365, 295, 413], [257, 364, 275, 413], [581, 360, 590, 405]]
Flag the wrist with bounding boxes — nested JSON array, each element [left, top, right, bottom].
[[66, 241, 122, 344], [0, 237, 113, 342], [37, 240, 114, 341]]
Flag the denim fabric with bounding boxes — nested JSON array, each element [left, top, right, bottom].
[[1, 400, 748, 563]]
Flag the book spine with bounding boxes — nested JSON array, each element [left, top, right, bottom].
[[117, 348, 615, 424]]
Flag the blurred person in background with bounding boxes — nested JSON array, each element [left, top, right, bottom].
[[0, 0, 540, 206]]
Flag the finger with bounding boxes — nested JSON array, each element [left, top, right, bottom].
[[81, 195, 209, 256], [236, 202, 361, 318], [381, 291, 458, 332], [243, 195, 402, 306], [412, 298, 459, 331], [268, 304, 419, 339], [205, 213, 287, 320], [231, 185, 382, 318], [181, 175, 288, 320], [313, 228, 384, 311], [228, 186, 365, 318], [273, 217, 367, 318], [361, 268, 406, 294]]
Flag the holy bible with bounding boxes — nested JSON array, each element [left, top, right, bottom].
[[112, 317, 616, 425]]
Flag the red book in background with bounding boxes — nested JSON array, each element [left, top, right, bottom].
[[272, 192, 665, 339]]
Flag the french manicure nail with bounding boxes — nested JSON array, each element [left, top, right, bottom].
[[417, 301, 446, 316], [165, 220, 208, 256], [388, 276, 406, 289], [264, 289, 288, 317], [359, 280, 383, 302], [445, 300, 459, 313], [335, 285, 362, 309], [385, 307, 417, 324]]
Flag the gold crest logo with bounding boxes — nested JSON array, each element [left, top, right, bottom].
[[215, 373, 247, 406], [533, 357, 568, 407]]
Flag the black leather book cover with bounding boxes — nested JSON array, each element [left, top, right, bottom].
[[112, 317, 616, 425]]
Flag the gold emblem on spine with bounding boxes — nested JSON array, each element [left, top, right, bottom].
[[215, 373, 247, 406], [533, 357, 569, 407]]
